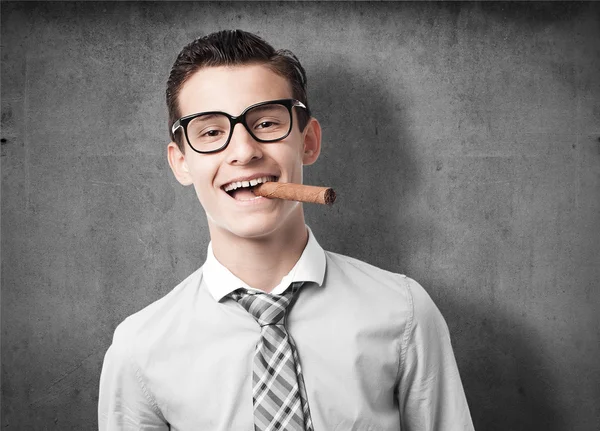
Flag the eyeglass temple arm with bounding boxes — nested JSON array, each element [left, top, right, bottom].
[[293, 100, 307, 109], [171, 119, 181, 135]]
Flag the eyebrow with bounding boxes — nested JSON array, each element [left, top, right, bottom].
[[248, 105, 279, 115], [194, 113, 223, 120]]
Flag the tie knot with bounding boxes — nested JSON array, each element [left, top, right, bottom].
[[230, 282, 303, 326]]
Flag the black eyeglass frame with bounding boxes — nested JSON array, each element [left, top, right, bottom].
[[171, 98, 309, 154]]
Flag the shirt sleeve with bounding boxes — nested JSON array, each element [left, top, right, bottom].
[[98, 323, 169, 431], [396, 279, 474, 431]]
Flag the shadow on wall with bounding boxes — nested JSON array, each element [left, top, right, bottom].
[[304, 53, 420, 269], [304, 54, 563, 431], [443, 294, 565, 431]]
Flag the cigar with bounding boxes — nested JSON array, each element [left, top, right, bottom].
[[253, 182, 336, 205]]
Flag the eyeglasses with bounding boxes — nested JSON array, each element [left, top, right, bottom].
[[171, 98, 308, 154]]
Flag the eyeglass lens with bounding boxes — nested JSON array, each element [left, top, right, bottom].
[[186, 103, 291, 152]]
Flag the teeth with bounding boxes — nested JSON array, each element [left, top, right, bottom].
[[223, 176, 275, 192]]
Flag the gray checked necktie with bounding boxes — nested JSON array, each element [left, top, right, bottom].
[[230, 282, 314, 431]]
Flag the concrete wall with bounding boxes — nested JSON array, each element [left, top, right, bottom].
[[2, 2, 599, 430]]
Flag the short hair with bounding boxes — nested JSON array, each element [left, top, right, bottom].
[[166, 29, 311, 151]]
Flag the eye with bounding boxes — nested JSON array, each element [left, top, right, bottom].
[[203, 129, 222, 137], [194, 128, 225, 139], [188, 114, 230, 141], [256, 120, 278, 130]]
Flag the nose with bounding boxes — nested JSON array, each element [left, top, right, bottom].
[[225, 123, 263, 165]]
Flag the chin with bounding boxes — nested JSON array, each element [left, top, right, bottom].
[[208, 205, 300, 241], [209, 215, 277, 240]]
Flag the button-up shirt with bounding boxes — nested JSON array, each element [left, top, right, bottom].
[[99, 228, 474, 430]]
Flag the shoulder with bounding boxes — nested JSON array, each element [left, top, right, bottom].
[[110, 266, 205, 349], [323, 252, 452, 349], [324, 249, 421, 296], [323, 249, 443, 319]]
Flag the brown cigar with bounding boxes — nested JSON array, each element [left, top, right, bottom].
[[253, 182, 336, 205]]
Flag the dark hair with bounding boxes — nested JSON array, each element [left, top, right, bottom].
[[166, 29, 311, 151]]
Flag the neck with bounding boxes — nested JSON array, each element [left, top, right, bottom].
[[209, 210, 309, 293]]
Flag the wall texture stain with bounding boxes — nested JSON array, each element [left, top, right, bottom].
[[2, 2, 599, 430]]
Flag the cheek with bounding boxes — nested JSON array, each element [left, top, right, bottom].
[[284, 147, 305, 177], [186, 155, 220, 184], [187, 165, 217, 199], [277, 139, 305, 164]]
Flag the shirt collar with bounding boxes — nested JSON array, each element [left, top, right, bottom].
[[203, 226, 326, 302]]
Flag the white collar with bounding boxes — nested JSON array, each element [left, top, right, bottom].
[[203, 226, 326, 302]]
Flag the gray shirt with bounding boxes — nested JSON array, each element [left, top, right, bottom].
[[98, 229, 474, 430]]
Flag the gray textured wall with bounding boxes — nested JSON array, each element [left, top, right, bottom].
[[2, 2, 599, 430]]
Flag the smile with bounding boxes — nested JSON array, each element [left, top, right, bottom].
[[223, 175, 277, 192], [222, 175, 279, 201]]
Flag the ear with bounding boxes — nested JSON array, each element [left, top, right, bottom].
[[301, 118, 322, 166], [167, 142, 193, 186]]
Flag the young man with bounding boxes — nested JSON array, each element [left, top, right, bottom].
[[98, 30, 474, 431]]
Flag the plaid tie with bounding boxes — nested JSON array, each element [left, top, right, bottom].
[[230, 282, 314, 431]]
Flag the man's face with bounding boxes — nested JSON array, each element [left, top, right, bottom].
[[168, 64, 320, 241]]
